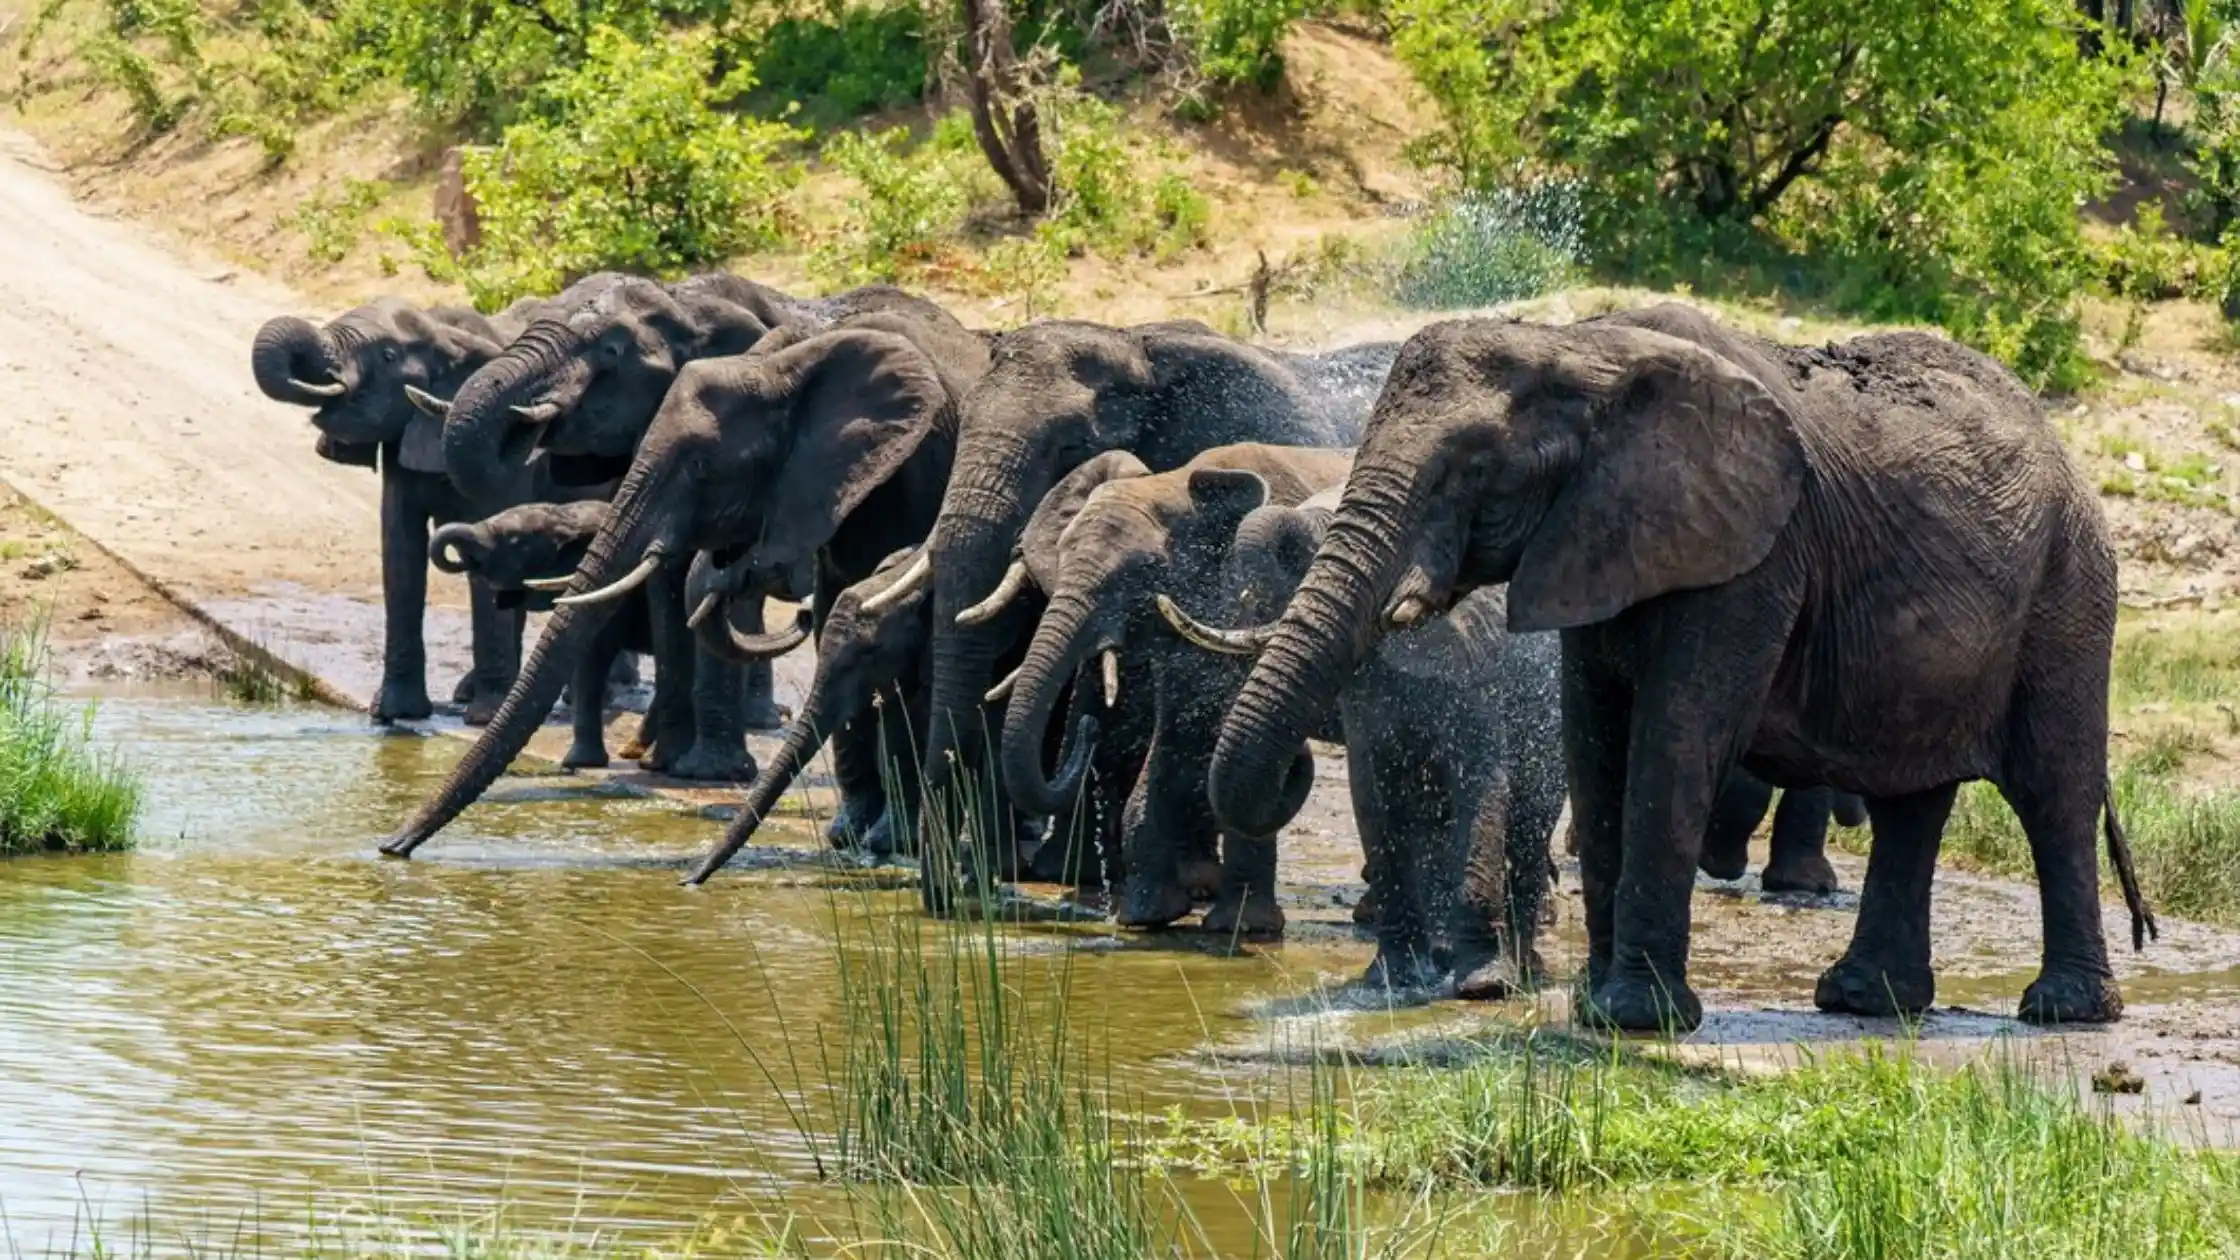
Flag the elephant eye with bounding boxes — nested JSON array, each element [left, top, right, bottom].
[[382, 346, 399, 364]]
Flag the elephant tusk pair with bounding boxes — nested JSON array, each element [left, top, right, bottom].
[[983, 648, 1119, 706], [860, 551, 931, 613], [554, 552, 662, 608], [955, 559, 1032, 627], [290, 377, 346, 399], [405, 385, 452, 417], [1156, 594, 1276, 657], [522, 573, 574, 592]]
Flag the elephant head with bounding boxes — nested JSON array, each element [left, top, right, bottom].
[[429, 500, 609, 611], [922, 321, 1383, 812], [684, 547, 935, 884], [438, 273, 793, 502], [685, 548, 821, 664], [1205, 313, 1808, 839], [382, 312, 983, 857], [251, 298, 510, 474]]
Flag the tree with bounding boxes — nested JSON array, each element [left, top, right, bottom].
[[960, 0, 1052, 215]]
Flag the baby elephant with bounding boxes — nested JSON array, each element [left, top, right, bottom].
[[1172, 490, 1566, 996], [1698, 771, 1869, 894]]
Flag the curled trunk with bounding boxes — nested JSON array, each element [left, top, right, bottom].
[[1000, 591, 1103, 817], [443, 323, 580, 504], [251, 317, 347, 407], [429, 522, 482, 575]]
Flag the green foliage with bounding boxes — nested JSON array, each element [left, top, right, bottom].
[[1168, 0, 1302, 92], [1149, 171, 1210, 256], [1390, 184, 1582, 308], [286, 179, 383, 264], [747, 2, 926, 126], [0, 618, 140, 856], [812, 123, 979, 283], [1389, 0, 2136, 388], [440, 28, 803, 307]]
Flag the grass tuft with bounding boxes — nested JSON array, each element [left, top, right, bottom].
[[0, 616, 141, 855]]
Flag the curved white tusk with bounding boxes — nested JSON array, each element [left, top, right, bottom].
[[955, 559, 1031, 627], [404, 385, 452, 417], [1390, 595, 1429, 627], [556, 552, 661, 607], [984, 665, 1021, 705], [686, 589, 723, 630], [511, 401, 561, 425], [290, 378, 347, 398], [862, 551, 932, 614], [1155, 594, 1274, 657], [521, 573, 576, 591], [1101, 649, 1120, 707]]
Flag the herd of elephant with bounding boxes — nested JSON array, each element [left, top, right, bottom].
[[251, 273, 2160, 1032]]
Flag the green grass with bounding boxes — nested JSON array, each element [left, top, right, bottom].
[[215, 640, 320, 705], [2112, 615, 2240, 709], [0, 617, 140, 855]]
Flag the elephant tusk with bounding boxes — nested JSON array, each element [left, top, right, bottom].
[[511, 401, 561, 425], [521, 573, 577, 591], [984, 665, 1021, 705], [1101, 649, 1119, 707], [1156, 593, 1274, 657], [1390, 595, 1430, 627], [556, 552, 661, 607], [955, 559, 1031, 627], [862, 551, 932, 614], [404, 385, 452, 417], [728, 608, 814, 660], [686, 589, 723, 630], [289, 377, 347, 399]]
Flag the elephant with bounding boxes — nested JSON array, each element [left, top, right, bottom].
[[1697, 772, 1870, 894], [429, 272, 940, 775], [990, 444, 1357, 931], [917, 320, 1400, 886], [380, 304, 989, 859], [250, 295, 564, 724], [1202, 304, 2156, 1032], [430, 501, 790, 772]]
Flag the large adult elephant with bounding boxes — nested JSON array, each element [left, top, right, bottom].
[[1204, 305, 2156, 1032], [380, 307, 989, 858], [917, 321, 1399, 877], [992, 444, 1356, 929], [250, 296, 557, 723]]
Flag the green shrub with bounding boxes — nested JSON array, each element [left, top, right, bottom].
[[1046, 91, 1141, 244], [0, 619, 140, 856], [747, 2, 926, 125], [813, 124, 974, 283], [444, 27, 803, 307], [1390, 184, 1582, 308], [1389, 0, 2135, 388], [1149, 171, 1210, 256], [1168, 0, 1302, 92]]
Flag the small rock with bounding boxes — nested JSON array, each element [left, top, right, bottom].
[[2092, 1061, 2146, 1095], [2125, 452, 2149, 473], [2184, 1089, 2203, 1105], [22, 552, 75, 580], [76, 607, 101, 622]]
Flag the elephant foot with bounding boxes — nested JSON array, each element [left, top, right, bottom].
[[562, 740, 610, 770], [463, 693, 503, 728], [1760, 851, 1841, 896], [618, 732, 654, 762], [1453, 954, 1530, 1002], [742, 699, 786, 732], [1117, 876, 1193, 929], [667, 744, 757, 783], [1814, 953, 1934, 1018], [1180, 856, 1223, 902], [825, 798, 885, 850], [1577, 970, 1702, 1033], [1203, 891, 1285, 940], [372, 679, 434, 724], [1024, 834, 1097, 886], [1697, 834, 1750, 882], [451, 672, 477, 705], [2018, 966, 2123, 1025], [1361, 947, 1438, 993], [857, 810, 901, 861], [1351, 885, 1383, 928]]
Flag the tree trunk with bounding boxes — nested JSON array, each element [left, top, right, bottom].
[[960, 0, 1052, 216]]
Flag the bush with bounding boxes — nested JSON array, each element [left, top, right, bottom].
[[440, 27, 803, 307], [813, 122, 979, 283], [748, 2, 926, 125], [1390, 183, 1583, 309], [1167, 0, 1302, 92], [0, 619, 140, 856], [1389, 0, 2136, 387]]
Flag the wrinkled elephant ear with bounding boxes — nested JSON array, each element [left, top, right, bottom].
[[1018, 450, 1151, 591], [745, 327, 951, 573], [1506, 329, 1806, 633]]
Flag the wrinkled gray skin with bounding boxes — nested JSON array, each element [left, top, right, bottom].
[[1173, 493, 1564, 994], [250, 295, 561, 724], [1698, 773, 1869, 894], [382, 306, 988, 859], [996, 446, 1357, 930], [919, 321, 1399, 894], [1207, 305, 2157, 1032], [436, 274, 928, 777]]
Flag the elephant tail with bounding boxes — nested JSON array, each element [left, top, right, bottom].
[[2104, 779, 2158, 951]]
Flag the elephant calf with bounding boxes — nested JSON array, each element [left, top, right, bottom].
[[1698, 772, 1869, 894], [1171, 491, 1565, 995]]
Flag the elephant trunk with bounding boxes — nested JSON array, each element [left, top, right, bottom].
[[442, 320, 587, 504], [251, 316, 348, 407], [684, 646, 859, 884], [382, 465, 674, 857], [429, 521, 484, 575], [1000, 590, 1105, 818], [925, 493, 1035, 790], [1211, 463, 1422, 838]]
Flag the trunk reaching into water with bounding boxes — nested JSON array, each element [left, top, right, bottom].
[[683, 714, 825, 885], [1210, 464, 1423, 838], [1000, 592, 1102, 817]]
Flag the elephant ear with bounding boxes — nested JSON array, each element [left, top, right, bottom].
[[748, 328, 950, 569], [1507, 333, 1806, 632], [399, 414, 448, 473], [1020, 450, 1151, 590]]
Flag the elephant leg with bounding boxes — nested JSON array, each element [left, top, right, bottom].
[[641, 569, 698, 774], [1831, 791, 1870, 830], [564, 616, 626, 770], [1562, 650, 1629, 1000], [671, 647, 755, 782], [1814, 784, 1955, 1018], [461, 577, 520, 727], [730, 600, 784, 731], [372, 465, 434, 723], [1354, 737, 1428, 989], [1117, 723, 1206, 928], [1762, 786, 1841, 895], [1447, 769, 1521, 1001], [1500, 765, 1566, 993], [1699, 769, 1774, 881], [2003, 684, 2125, 1025], [1204, 830, 1284, 939], [827, 704, 894, 852]]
